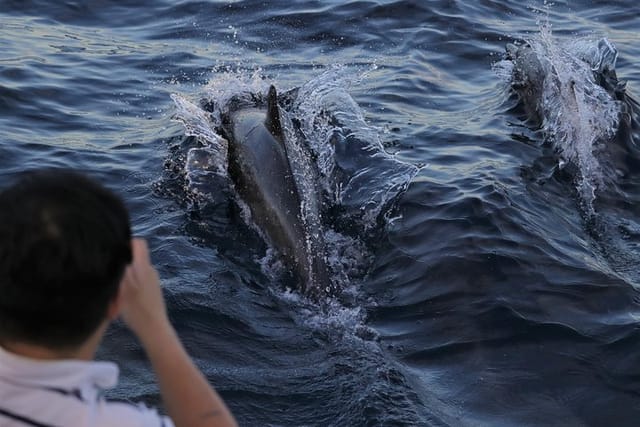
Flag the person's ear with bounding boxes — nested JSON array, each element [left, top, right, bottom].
[[106, 282, 124, 321]]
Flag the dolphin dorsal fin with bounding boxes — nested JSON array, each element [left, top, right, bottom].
[[265, 85, 284, 140]]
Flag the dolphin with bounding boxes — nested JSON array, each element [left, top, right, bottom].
[[218, 85, 332, 298], [505, 40, 627, 126], [505, 39, 638, 199]]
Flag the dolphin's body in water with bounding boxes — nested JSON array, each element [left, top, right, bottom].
[[506, 39, 627, 127], [504, 37, 637, 207], [217, 85, 332, 298]]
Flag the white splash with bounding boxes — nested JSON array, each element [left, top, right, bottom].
[[520, 23, 622, 213], [292, 65, 419, 228]]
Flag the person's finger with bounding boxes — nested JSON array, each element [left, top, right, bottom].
[[131, 237, 149, 263]]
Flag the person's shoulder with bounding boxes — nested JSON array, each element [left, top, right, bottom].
[[92, 399, 175, 427]]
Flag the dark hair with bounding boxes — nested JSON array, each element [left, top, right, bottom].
[[0, 169, 132, 349]]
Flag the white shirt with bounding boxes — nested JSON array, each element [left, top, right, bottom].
[[0, 346, 174, 427]]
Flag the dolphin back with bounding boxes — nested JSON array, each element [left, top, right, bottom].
[[221, 85, 333, 299]]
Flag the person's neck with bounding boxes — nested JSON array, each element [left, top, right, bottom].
[[1, 321, 108, 361]]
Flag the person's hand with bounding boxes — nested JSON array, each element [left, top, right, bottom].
[[119, 240, 239, 427], [119, 238, 170, 340]]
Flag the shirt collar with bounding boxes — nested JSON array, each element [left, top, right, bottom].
[[0, 345, 119, 392]]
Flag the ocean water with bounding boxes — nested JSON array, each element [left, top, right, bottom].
[[2, 1, 640, 426]]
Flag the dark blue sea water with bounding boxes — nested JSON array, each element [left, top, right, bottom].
[[2, 1, 640, 425]]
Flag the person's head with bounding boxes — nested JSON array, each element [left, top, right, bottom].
[[0, 168, 132, 350]]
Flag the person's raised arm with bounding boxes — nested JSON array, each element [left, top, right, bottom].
[[119, 238, 238, 427]]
